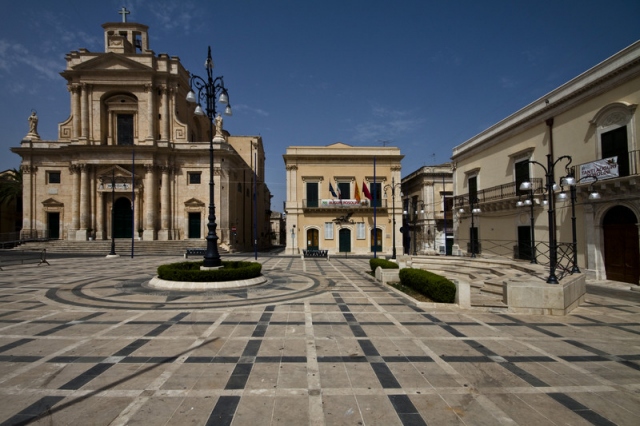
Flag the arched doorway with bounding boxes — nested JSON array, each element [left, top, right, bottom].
[[339, 228, 351, 253], [113, 197, 133, 238], [603, 206, 639, 284], [306, 229, 319, 250], [371, 228, 382, 252]]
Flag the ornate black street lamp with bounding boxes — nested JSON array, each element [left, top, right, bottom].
[[186, 46, 232, 268], [384, 177, 402, 259], [522, 154, 572, 284], [557, 173, 600, 273]]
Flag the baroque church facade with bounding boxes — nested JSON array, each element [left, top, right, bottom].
[[11, 19, 271, 251]]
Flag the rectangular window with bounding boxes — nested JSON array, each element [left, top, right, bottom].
[[117, 114, 134, 146], [324, 222, 334, 239], [188, 172, 201, 184], [468, 176, 478, 203], [47, 171, 61, 184], [370, 182, 382, 207], [337, 182, 350, 200], [515, 160, 530, 195], [356, 223, 366, 239], [306, 182, 319, 207]]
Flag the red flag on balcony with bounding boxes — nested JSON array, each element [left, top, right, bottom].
[[354, 181, 361, 202], [362, 181, 372, 200]]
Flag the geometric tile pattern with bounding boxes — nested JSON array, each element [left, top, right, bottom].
[[0, 255, 639, 425]]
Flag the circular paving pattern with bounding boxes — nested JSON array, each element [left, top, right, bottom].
[[44, 268, 334, 310]]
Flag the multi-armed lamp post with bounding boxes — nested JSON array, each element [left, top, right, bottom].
[[186, 46, 232, 268], [521, 154, 572, 284], [384, 177, 402, 260]]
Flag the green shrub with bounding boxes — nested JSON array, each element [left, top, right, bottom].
[[369, 258, 399, 272], [398, 268, 456, 303], [157, 261, 262, 282]]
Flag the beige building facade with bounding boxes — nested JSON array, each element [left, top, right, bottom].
[[452, 40, 640, 284], [401, 164, 454, 255], [283, 143, 404, 256], [11, 19, 271, 252]]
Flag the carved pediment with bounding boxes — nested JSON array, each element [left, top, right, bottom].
[[326, 142, 352, 148], [42, 198, 64, 207], [97, 165, 133, 179], [73, 53, 152, 72], [184, 198, 205, 207]]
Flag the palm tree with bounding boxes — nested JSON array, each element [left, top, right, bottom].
[[0, 168, 23, 237], [0, 168, 23, 206]]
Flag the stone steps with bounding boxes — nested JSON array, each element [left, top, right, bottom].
[[15, 239, 226, 256]]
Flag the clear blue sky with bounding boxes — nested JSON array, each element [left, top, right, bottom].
[[1, 0, 639, 211]]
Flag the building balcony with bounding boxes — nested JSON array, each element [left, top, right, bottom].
[[302, 199, 388, 212], [454, 178, 544, 210]]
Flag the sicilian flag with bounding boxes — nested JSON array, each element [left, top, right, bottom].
[[329, 182, 338, 198], [362, 181, 372, 200], [354, 181, 361, 202]]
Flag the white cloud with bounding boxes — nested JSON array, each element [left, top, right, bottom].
[[351, 104, 424, 142], [0, 40, 61, 81], [233, 104, 270, 117]]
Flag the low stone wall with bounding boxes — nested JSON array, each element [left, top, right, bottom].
[[503, 273, 586, 315]]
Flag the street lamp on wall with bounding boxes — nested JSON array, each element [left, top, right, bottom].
[[384, 177, 402, 259], [186, 46, 232, 268]]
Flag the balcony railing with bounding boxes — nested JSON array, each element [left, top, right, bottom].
[[454, 178, 543, 207], [302, 199, 388, 209]]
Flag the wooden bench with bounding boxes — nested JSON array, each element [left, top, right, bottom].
[[184, 248, 206, 258], [0, 249, 50, 271], [302, 249, 329, 259]]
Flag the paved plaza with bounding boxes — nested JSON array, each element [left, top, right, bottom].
[[0, 255, 639, 425]]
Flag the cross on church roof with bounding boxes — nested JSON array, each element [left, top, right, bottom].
[[118, 7, 130, 23]]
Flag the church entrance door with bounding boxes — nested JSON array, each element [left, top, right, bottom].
[[113, 197, 133, 238]]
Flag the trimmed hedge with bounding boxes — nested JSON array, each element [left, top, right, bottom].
[[157, 261, 262, 282], [369, 258, 399, 272], [398, 268, 456, 303]]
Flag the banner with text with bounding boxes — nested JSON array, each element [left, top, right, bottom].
[[579, 157, 619, 180]]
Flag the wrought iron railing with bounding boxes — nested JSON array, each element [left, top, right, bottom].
[[456, 238, 575, 281], [454, 178, 543, 207], [302, 199, 388, 209]]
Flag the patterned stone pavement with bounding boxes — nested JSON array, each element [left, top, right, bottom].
[[0, 255, 639, 425]]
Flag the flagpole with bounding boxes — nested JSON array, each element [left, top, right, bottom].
[[373, 156, 377, 259]]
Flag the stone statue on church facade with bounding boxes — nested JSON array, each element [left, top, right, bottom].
[[26, 111, 40, 140]]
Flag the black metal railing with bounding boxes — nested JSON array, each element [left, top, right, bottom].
[[454, 178, 543, 207], [0, 230, 50, 249], [456, 238, 575, 281], [302, 199, 387, 209]]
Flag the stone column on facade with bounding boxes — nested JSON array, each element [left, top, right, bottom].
[[75, 164, 90, 240], [157, 165, 171, 240], [19, 165, 35, 238], [143, 164, 156, 240], [161, 85, 169, 142], [80, 84, 89, 142], [69, 84, 81, 141], [96, 191, 104, 240], [70, 165, 80, 239], [146, 83, 155, 143], [285, 165, 298, 255]]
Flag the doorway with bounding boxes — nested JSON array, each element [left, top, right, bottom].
[[47, 212, 60, 239], [370, 228, 382, 252], [306, 229, 319, 250], [517, 226, 532, 261], [603, 206, 639, 284], [113, 197, 133, 238], [339, 228, 351, 253], [188, 212, 201, 238]]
